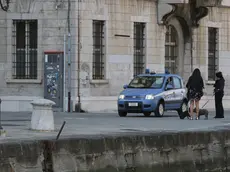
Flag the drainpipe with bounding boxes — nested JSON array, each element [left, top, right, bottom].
[[77, 0, 81, 112], [63, 34, 66, 111], [67, 0, 72, 112]]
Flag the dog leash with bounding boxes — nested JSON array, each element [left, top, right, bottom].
[[201, 94, 215, 108]]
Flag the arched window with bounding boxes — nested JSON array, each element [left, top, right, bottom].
[[165, 25, 178, 74]]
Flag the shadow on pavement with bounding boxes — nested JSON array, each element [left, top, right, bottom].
[[124, 114, 178, 118]]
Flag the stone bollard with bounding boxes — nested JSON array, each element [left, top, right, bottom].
[[31, 99, 56, 131]]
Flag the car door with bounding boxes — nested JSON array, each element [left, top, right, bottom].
[[173, 76, 185, 109], [164, 76, 177, 110]]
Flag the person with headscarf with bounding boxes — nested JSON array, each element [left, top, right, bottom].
[[186, 68, 204, 120], [214, 71, 225, 118]]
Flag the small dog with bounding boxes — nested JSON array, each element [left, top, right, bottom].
[[181, 108, 209, 120], [196, 108, 209, 119]]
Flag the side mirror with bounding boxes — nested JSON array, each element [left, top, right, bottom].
[[166, 84, 173, 90], [123, 84, 128, 89]]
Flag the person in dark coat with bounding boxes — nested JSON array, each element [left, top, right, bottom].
[[186, 68, 204, 120], [214, 71, 225, 118]]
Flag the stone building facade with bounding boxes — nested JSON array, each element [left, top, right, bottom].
[[0, 0, 230, 112]]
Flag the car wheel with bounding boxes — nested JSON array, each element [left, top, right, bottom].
[[143, 112, 151, 117], [118, 111, 127, 117], [155, 101, 164, 117], [177, 100, 188, 119]]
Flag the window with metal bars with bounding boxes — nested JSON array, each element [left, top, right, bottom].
[[133, 22, 146, 77], [12, 20, 38, 79], [208, 27, 218, 81], [165, 25, 178, 74], [92, 20, 105, 80]]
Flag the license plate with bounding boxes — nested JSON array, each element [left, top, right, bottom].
[[128, 102, 138, 107]]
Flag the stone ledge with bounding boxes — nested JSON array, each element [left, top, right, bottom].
[[0, 96, 43, 101], [5, 78, 42, 84], [1, 129, 230, 172], [90, 79, 109, 84]]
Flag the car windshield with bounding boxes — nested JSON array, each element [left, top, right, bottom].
[[128, 76, 165, 89]]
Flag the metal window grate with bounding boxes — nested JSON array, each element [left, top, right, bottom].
[[134, 22, 145, 76], [208, 27, 218, 81], [12, 20, 38, 79], [165, 25, 178, 74], [92, 20, 105, 80]]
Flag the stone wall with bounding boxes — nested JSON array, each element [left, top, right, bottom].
[[1, 130, 230, 171], [1, 0, 230, 112], [0, 0, 78, 111], [0, 0, 166, 112], [77, 0, 165, 99], [193, 6, 230, 96]]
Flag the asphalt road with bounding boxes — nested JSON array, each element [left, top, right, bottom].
[[0, 110, 230, 142]]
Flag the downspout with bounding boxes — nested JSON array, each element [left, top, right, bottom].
[[67, 0, 72, 112], [63, 34, 66, 111], [77, 0, 81, 112]]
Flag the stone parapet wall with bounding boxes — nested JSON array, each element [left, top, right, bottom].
[[1, 130, 230, 171]]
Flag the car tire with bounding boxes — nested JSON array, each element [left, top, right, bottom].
[[177, 100, 188, 119], [155, 101, 164, 117], [118, 111, 127, 117], [143, 112, 151, 117]]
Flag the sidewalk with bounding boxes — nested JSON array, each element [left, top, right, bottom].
[[0, 111, 230, 143], [2, 95, 230, 112], [78, 96, 230, 112]]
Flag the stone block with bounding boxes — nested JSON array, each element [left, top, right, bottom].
[[30, 99, 55, 131]]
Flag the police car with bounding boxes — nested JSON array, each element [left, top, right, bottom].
[[117, 69, 188, 118]]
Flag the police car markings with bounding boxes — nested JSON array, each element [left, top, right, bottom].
[[152, 91, 176, 101]]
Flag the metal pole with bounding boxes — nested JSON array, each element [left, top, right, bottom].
[[67, 33, 71, 112], [63, 34, 66, 111], [0, 99, 2, 130], [77, 0, 81, 112], [67, 0, 71, 112], [56, 121, 66, 141]]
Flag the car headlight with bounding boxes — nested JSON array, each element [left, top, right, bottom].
[[145, 94, 154, 100], [119, 95, 125, 99]]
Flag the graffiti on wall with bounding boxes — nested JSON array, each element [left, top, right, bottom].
[[46, 72, 58, 98]]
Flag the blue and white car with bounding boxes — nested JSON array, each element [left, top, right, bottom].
[[117, 70, 188, 118]]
